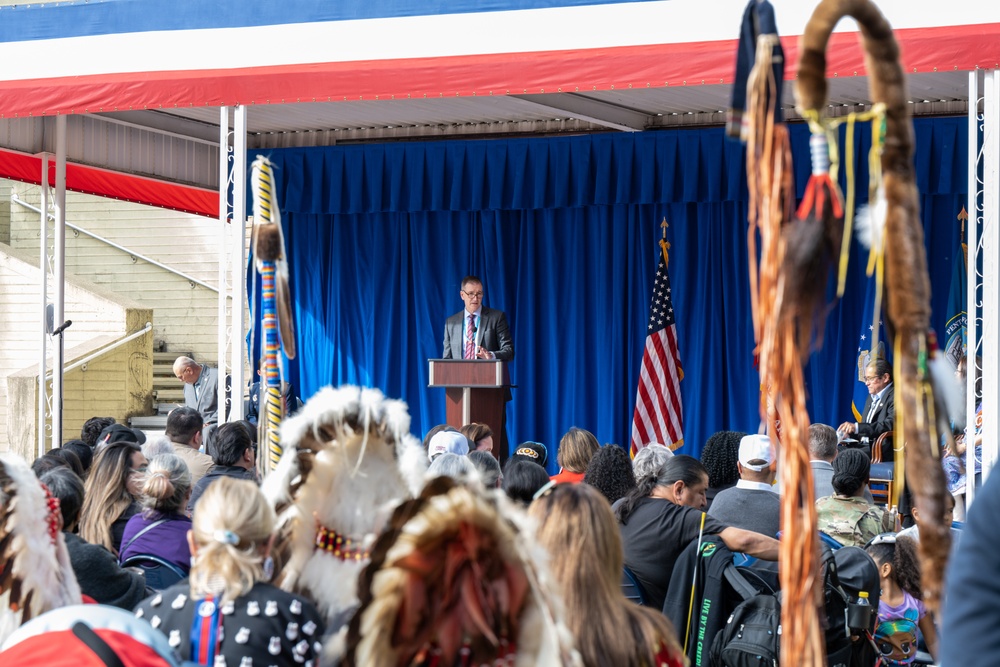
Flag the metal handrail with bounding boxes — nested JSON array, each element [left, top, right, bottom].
[[44, 322, 153, 380], [12, 193, 221, 293]]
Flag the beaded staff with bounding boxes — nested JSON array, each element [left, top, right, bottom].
[[251, 155, 296, 473]]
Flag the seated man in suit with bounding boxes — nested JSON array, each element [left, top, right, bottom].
[[839, 358, 895, 461], [809, 423, 838, 501], [442, 275, 514, 361]]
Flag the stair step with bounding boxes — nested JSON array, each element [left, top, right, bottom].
[[131, 415, 168, 429], [152, 351, 195, 363], [155, 388, 186, 402], [155, 402, 184, 415]]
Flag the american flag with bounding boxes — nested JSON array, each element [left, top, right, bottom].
[[630, 237, 684, 456]]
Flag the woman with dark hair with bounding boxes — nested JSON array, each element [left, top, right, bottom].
[[615, 454, 779, 610], [816, 448, 896, 547], [502, 459, 551, 505], [583, 444, 637, 505], [530, 483, 684, 667], [79, 441, 146, 554], [47, 447, 85, 479], [700, 430, 746, 510], [41, 467, 148, 609], [61, 439, 94, 475], [551, 427, 600, 484]]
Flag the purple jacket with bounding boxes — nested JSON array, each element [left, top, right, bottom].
[[118, 511, 192, 573]]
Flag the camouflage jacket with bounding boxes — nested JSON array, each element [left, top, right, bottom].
[[816, 494, 895, 547]]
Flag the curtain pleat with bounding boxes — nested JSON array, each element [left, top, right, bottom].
[[255, 116, 968, 468]]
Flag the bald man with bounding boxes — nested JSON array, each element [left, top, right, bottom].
[[173, 356, 219, 447]]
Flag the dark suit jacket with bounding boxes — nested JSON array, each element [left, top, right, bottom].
[[442, 307, 514, 361], [857, 385, 894, 442]]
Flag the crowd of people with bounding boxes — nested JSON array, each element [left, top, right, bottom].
[[0, 398, 990, 666]]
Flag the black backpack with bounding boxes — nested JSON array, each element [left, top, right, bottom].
[[711, 566, 781, 667], [710, 544, 868, 667], [832, 546, 882, 667], [710, 587, 782, 667]]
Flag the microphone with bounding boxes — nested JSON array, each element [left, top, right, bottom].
[[51, 320, 73, 336]]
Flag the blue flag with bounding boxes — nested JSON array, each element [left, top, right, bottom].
[[944, 210, 968, 369], [852, 275, 887, 421]]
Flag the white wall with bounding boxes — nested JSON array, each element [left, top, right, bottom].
[[0, 242, 151, 453], [8, 182, 223, 362]]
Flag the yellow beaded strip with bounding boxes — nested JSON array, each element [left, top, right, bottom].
[[314, 523, 370, 561]]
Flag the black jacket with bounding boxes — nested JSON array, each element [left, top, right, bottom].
[[662, 535, 739, 667], [187, 465, 258, 513], [63, 531, 150, 609]]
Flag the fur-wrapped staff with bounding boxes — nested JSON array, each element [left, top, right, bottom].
[[251, 155, 296, 474], [732, 2, 825, 665], [797, 0, 951, 615], [730, 0, 795, 349]]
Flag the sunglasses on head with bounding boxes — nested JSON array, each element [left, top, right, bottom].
[[867, 532, 897, 547]]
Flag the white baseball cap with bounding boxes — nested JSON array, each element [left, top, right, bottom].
[[428, 430, 470, 460], [738, 434, 775, 472]]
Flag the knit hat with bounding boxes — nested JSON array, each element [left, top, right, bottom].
[[511, 441, 548, 467]]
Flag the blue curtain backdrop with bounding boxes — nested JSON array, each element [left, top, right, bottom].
[[252, 116, 967, 470]]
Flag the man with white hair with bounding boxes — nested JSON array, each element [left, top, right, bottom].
[[173, 356, 219, 448], [707, 434, 780, 537]]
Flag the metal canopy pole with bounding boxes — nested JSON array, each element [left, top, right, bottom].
[[966, 71, 980, 507], [38, 154, 50, 458], [51, 116, 67, 452], [229, 105, 247, 421], [982, 71, 1000, 484], [218, 107, 230, 424]]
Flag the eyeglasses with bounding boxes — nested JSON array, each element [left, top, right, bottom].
[[462, 291, 484, 299], [863, 375, 882, 384]]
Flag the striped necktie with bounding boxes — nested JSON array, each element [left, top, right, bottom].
[[465, 314, 475, 359]]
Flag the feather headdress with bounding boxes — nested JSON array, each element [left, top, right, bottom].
[[344, 477, 581, 667], [0, 454, 82, 644], [261, 385, 428, 655]]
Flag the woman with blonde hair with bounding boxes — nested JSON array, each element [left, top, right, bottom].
[[529, 483, 685, 667], [118, 454, 193, 586], [550, 426, 600, 484], [135, 477, 325, 666], [79, 440, 146, 554]]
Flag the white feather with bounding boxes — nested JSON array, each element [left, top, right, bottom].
[[264, 384, 428, 641], [855, 186, 887, 251], [929, 354, 966, 431], [0, 454, 82, 645]]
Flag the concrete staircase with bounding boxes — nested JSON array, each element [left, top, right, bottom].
[[129, 351, 189, 434]]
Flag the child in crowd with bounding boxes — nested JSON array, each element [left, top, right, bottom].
[[865, 534, 938, 666]]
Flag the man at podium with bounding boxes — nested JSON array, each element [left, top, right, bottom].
[[442, 275, 514, 361]]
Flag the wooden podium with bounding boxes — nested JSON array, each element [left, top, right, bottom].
[[428, 359, 510, 464]]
